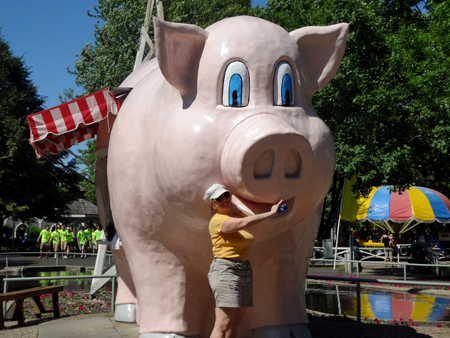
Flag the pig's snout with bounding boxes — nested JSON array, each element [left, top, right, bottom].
[[221, 115, 314, 204]]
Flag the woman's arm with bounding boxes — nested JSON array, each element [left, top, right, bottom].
[[221, 200, 283, 234]]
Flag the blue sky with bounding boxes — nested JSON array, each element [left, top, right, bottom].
[[0, 0, 267, 163]]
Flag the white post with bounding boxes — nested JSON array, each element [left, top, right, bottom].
[[333, 218, 341, 269], [333, 179, 346, 269]]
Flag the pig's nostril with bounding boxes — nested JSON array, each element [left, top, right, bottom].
[[253, 148, 274, 179], [285, 147, 301, 178]]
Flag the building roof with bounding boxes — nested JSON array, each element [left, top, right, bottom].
[[66, 198, 98, 215]]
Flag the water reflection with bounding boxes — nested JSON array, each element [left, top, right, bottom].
[[305, 284, 450, 321]]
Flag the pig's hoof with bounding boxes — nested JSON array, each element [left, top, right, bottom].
[[252, 324, 311, 338], [139, 334, 198, 338], [114, 303, 136, 323]]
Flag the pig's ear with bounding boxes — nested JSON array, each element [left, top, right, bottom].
[[154, 18, 209, 98], [290, 23, 349, 94]]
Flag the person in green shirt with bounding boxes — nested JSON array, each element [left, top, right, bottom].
[[77, 226, 87, 259], [93, 225, 103, 254], [60, 225, 68, 259], [84, 226, 93, 255], [49, 227, 61, 259], [66, 226, 75, 258], [37, 225, 51, 259], [57, 224, 64, 258]]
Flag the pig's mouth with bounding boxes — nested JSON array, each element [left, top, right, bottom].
[[231, 194, 295, 216]]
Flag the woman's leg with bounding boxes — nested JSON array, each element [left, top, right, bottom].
[[226, 307, 246, 338], [210, 307, 239, 338]]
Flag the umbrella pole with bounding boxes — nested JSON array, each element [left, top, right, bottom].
[[383, 220, 395, 234], [398, 220, 413, 234], [400, 221, 421, 234]]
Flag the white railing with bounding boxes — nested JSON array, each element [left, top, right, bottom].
[[0, 251, 114, 267]]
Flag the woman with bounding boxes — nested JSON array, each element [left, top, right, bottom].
[[351, 229, 363, 273], [381, 231, 393, 267], [204, 183, 282, 338], [66, 226, 75, 258]]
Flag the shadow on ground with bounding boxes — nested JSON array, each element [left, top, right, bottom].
[[309, 316, 445, 338]]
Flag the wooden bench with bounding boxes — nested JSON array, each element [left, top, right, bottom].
[[0, 285, 63, 329]]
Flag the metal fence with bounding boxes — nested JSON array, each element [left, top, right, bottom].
[[0, 251, 114, 267], [310, 257, 450, 280]]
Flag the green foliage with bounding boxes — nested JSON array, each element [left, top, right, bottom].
[[78, 140, 97, 205], [263, 0, 450, 235], [0, 224, 13, 247], [0, 30, 84, 222], [27, 225, 41, 241]]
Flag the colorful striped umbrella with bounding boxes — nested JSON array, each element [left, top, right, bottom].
[[356, 186, 450, 234]]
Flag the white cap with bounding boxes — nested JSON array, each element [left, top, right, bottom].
[[204, 184, 229, 203]]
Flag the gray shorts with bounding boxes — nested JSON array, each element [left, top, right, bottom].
[[208, 258, 253, 308], [385, 248, 393, 259]]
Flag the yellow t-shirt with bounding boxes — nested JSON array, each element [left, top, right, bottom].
[[209, 214, 255, 261]]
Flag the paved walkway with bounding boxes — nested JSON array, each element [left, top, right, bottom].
[[37, 315, 139, 338]]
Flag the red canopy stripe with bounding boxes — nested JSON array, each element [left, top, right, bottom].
[[389, 189, 413, 220], [59, 104, 76, 131], [27, 88, 120, 159]]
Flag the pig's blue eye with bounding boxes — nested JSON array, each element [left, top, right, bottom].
[[229, 74, 242, 106], [223, 61, 249, 107], [274, 62, 294, 106]]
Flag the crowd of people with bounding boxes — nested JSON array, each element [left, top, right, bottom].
[[36, 224, 103, 259], [349, 226, 448, 271]]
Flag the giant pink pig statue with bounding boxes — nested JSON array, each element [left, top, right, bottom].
[[106, 16, 348, 338]]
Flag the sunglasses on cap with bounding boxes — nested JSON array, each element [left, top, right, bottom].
[[213, 192, 230, 203]]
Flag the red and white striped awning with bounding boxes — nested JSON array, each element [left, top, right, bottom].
[[27, 87, 129, 159]]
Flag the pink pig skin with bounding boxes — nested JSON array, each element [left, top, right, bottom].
[[106, 16, 348, 337]]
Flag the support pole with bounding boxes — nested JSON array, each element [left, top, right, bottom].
[[356, 281, 361, 322], [333, 179, 346, 270], [111, 276, 116, 313]]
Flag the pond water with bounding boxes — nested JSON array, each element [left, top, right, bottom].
[[306, 284, 450, 321], [1, 270, 113, 293]]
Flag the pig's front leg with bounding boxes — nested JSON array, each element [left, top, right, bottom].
[[113, 247, 138, 323], [247, 213, 319, 338], [122, 238, 210, 337]]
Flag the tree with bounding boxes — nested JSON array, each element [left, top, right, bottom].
[[0, 31, 84, 223], [262, 0, 450, 235], [78, 140, 97, 205]]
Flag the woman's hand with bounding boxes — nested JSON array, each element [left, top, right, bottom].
[[221, 199, 285, 234], [270, 200, 284, 215]]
